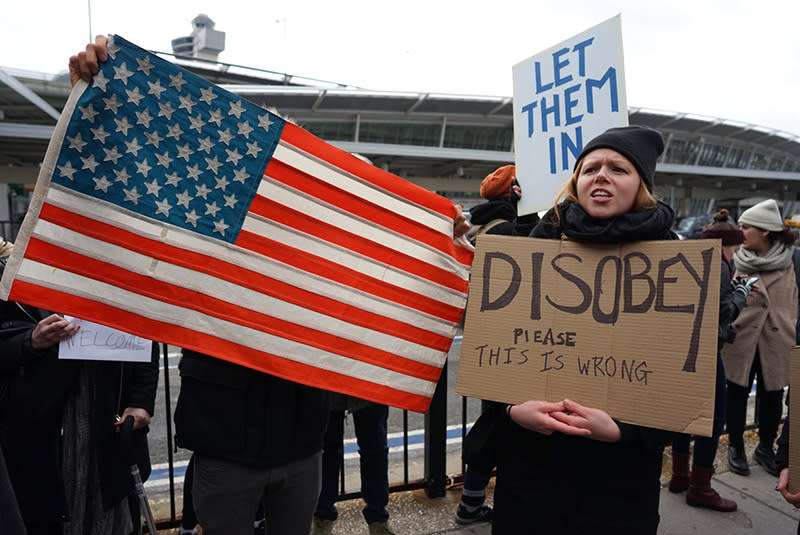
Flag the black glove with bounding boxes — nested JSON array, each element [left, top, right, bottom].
[[731, 277, 751, 297]]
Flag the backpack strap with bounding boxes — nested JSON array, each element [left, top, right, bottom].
[[466, 218, 509, 245]]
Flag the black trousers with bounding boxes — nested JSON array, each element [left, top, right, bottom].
[[0, 446, 25, 535], [726, 352, 784, 448]]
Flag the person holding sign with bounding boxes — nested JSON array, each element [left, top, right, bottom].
[[722, 199, 798, 477], [478, 125, 676, 534], [0, 250, 159, 535], [668, 210, 750, 511]]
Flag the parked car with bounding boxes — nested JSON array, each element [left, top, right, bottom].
[[674, 214, 713, 240], [785, 214, 800, 228]]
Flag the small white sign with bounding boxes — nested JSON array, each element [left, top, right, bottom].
[[59, 316, 153, 362], [513, 14, 628, 216]]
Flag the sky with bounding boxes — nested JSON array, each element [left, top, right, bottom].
[[3, 0, 800, 136]]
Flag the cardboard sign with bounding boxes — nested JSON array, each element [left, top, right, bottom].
[[789, 346, 800, 493], [456, 236, 720, 436], [59, 316, 153, 362], [513, 15, 628, 216]]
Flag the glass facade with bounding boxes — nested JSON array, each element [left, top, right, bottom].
[[295, 119, 800, 175], [301, 121, 514, 151], [769, 157, 785, 171], [302, 121, 356, 142], [443, 125, 514, 151], [750, 152, 769, 170], [359, 122, 441, 146], [664, 138, 700, 165], [695, 142, 728, 167], [663, 135, 799, 172], [726, 147, 749, 168]]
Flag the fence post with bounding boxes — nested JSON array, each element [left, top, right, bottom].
[[162, 343, 177, 521], [424, 360, 447, 498]]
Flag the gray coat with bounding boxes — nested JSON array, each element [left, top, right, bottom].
[[721, 264, 797, 390]]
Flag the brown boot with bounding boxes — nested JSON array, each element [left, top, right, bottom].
[[686, 464, 737, 511], [668, 450, 690, 493]]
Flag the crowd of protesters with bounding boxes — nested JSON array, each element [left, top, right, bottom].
[[1, 35, 799, 535]]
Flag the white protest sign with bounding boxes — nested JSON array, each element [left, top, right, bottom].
[[513, 15, 628, 216], [59, 316, 153, 362]]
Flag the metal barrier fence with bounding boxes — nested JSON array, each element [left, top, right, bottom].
[[151, 348, 467, 530], [0, 220, 21, 244]]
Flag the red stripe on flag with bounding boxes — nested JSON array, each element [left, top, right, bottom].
[[38, 203, 459, 342], [23, 238, 445, 381], [279, 122, 463, 221], [247, 192, 468, 292], [264, 158, 474, 267], [7, 280, 435, 412]]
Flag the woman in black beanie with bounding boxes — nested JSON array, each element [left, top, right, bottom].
[[474, 125, 676, 534]]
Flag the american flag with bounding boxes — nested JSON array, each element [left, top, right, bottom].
[[0, 35, 473, 412]]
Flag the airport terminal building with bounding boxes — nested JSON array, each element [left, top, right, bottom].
[[3, 19, 800, 236]]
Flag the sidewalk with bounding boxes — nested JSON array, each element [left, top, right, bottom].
[[295, 465, 798, 534], [303, 432, 800, 534], [153, 431, 800, 534]]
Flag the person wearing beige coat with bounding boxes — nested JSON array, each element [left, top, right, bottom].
[[722, 265, 797, 390], [722, 199, 799, 478]]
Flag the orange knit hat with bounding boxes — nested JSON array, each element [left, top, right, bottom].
[[479, 165, 515, 200]]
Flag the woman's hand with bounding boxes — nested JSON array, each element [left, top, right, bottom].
[[508, 400, 592, 437], [550, 398, 622, 443], [453, 205, 470, 239], [69, 35, 108, 86], [115, 407, 152, 431], [777, 467, 800, 508], [30, 314, 79, 350]]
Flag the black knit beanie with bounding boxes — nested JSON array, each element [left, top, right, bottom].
[[574, 125, 665, 191]]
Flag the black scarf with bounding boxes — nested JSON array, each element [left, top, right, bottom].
[[469, 198, 517, 225], [532, 200, 676, 243]]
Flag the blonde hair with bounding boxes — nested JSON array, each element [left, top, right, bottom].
[[550, 158, 658, 225]]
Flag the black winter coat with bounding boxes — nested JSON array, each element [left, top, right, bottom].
[[0, 438, 24, 535], [719, 257, 747, 348], [468, 198, 517, 239], [480, 200, 676, 535], [174, 348, 329, 468], [468, 197, 540, 240], [0, 299, 158, 526]]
